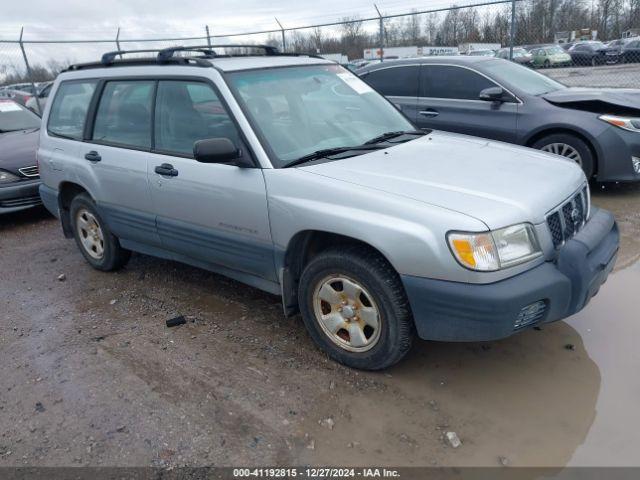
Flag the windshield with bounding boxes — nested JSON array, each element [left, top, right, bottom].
[[227, 64, 414, 168], [0, 101, 40, 132], [482, 59, 566, 95], [512, 48, 529, 57]]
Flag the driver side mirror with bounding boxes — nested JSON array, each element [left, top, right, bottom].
[[479, 86, 510, 103], [193, 138, 252, 167]]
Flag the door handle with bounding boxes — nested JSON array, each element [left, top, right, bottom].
[[154, 163, 179, 177], [84, 151, 101, 162], [419, 109, 439, 118]]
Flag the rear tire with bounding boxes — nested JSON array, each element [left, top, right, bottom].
[[298, 245, 414, 370], [543, 59, 551, 68], [70, 193, 131, 271], [532, 133, 595, 179]]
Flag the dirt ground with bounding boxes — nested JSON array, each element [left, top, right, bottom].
[[0, 182, 639, 468]]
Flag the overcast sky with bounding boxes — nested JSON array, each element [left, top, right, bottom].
[[0, 0, 478, 73], [0, 0, 466, 41]]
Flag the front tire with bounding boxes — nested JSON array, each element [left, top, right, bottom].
[[298, 246, 414, 370], [70, 193, 131, 271], [532, 133, 595, 179]]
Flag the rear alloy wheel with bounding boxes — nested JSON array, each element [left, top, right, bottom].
[[76, 209, 105, 260], [544, 59, 551, 68], [533, 133, 595, 179], [70, 193, 131, 271]]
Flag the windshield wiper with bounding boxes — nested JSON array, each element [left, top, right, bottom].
[[363, 130, 426, 145], [284, 145, 385, 168]]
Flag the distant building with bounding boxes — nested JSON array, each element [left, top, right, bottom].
[[555, 29, 597, 43]]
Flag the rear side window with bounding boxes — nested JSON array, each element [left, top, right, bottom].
[[92, 81, 154, 149], [420, 65, 495, 100], [47, 81, 97, 140], [154, 80, 239, 156], [363, 66, 419, 97]]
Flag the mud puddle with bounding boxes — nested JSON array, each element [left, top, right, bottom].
[[301, 262, 640, 467]]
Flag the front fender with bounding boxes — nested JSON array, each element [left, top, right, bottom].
[[265, 169, 486, 284]]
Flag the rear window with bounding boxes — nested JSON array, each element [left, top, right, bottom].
[[363, 66, 419, 97], [92, 80, 154, 149], [47, 81, 97, 139], [420, 65, 495, 100]]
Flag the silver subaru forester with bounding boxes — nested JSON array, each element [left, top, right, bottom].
[[38, 46, 619, 370]]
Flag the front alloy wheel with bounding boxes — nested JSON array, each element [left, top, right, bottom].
[[313, 274, 381, 352], [540, 142, 583, 167], [298, 246, 414, 370]]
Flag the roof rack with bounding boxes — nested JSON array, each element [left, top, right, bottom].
[[65, 44, 320, 71]]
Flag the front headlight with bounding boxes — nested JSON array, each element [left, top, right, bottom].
[[599, 114, 640, 133], [448, 223, 542, 272], [0, 169, 20, 184]]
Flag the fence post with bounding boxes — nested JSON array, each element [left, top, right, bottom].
[[115, 27, 123, 59], [374, 4, 384, 62], [509, 0, 516, 60], [18, 27, 41, 115], [275, 18, 286, 52], [205, 25, 212, 47]]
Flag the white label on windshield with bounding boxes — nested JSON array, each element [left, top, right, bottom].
[[337, 72, 374, 95], [0, 102, 21, 112]]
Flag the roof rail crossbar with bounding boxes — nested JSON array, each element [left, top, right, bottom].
[[101, 49, 165, 65], [157, 44, 279, 61]]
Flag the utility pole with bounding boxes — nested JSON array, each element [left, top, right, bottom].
[[509, 0, 516, 60], [18, 27, 41, 115], [275, 18, 286, 52], [205, 25, 211, 47], [374, 4, 384, 62]]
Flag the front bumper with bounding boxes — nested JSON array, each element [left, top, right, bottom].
[[595, 127, 640, 182], [402, 208, 619, 342], [0, 179, 42, 214]]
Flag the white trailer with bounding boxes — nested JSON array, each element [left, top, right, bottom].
[[364, 45, 460, 59], [459, 43, 501, 54]]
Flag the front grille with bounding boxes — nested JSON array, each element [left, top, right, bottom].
[[546, 187, 589, 248], [0, 195, 41, 208], [514, 300, 547, 329], [18, 165, 39, 178]]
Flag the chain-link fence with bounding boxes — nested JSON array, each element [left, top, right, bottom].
[[1, 0, 639, 113]]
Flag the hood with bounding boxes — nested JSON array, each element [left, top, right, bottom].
[[0, 129, 39, 174], [299, 132, 585, 230], [542, 87, 640, 114]]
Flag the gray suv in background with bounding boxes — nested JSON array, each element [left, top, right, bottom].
[[38, 46, 619, 370], [358, 56, 640, 182]]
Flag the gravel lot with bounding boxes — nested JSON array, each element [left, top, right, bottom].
[[541, 62, 640, 88], [1, 182, 639, 468]]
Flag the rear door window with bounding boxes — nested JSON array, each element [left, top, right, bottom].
[[420, 65, 495, 100], [92, 80, 154, 149], [362, 66, 419, 97], [154, 80, 239, 156], [47, 81, 97, 140]]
